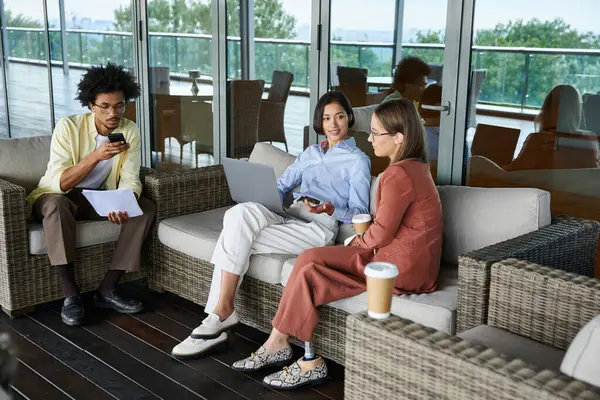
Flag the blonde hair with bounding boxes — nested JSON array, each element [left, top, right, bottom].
[[373, 99, 427, 164]]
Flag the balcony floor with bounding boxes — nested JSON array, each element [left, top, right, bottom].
[[1, 280, 344, 400], [0, 62, 535, 171]]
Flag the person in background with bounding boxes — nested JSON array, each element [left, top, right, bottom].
[[26, 63, 156, 326], [418, 83, 443, 161], [171, 91, 372, 359], [231, 99, 443, 390], [509, 84, 599, 170], [384, 56, 431, 104]]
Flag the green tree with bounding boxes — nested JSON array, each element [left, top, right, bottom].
[[409, 19, 600, 108], [473, 18, 600, 107], [113, 0, 296, 38], [406, 29, 444, 65], [4, 10, 42, 28], [3, 10, 44, 60]]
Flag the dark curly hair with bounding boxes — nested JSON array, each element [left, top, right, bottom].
[[76, 62, 141, 108], [392, 56, 430, 86]]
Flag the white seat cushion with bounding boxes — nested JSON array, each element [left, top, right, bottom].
[[158, 206, 295, 284], [438, 186, 551, 264], [459, 325, 565, 372], [560, 315, 600, 388], [29, 220, 121, 255], [281, 259, 458, 334]]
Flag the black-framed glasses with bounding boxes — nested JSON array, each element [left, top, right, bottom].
[[368, 130, 397, 137], [93, 102, 127, 115]]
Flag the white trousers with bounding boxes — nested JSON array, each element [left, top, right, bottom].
[[204, 202, 339, 313]]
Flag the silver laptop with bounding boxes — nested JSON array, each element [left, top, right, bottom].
[[222, 157, 286, 215]]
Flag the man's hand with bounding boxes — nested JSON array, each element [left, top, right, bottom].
[[108, 210, 129, 225], [305, 200, 335, 216], [94, 141, 130, 162]]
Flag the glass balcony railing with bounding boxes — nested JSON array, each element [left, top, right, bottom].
[[5, 27, 600, 111]]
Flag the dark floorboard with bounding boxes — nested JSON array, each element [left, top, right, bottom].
[[0, 284, 344, 400]]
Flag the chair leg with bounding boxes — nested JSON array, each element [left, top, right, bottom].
[[284, 142, 288, 152], [2, 305, 35, 318]]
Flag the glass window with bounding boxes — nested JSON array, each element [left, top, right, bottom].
[[226, 0, 306, 158], [253, 0, 309, 155], [147, 0, 215, 171], [3, 0, 52, 138], [326, 0, 448, 178], [464, 0, 600, 277], [47, 1, 136, 123]]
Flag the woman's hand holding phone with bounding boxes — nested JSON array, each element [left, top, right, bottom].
[[305, 199, 335, 216]]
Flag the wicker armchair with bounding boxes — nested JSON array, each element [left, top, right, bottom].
[[144, 164, 599, 366], [345, 259, 600, 400], [0, 167, 153, 317], [258, 71, 293, 152], [228, 80, 265, 159]]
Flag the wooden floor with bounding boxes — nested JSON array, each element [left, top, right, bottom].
[[0, 281, 344, 400]]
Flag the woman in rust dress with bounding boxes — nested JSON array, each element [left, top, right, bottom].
[[232, 99, 444, 389]]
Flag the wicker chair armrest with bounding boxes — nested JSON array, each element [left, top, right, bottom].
[[488, 258, 600, 349], [0, 178, 28, 271], [457, 216, 600, 332], [139, 166, 155, 186], [143, 165, 234, 221], [345, 313, 600, 400]]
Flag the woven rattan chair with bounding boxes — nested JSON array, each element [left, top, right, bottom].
[[144, 164, 599, 366], [228, 80, 265, 158], [345, 258, 600, 399], [0, 141, 153, 316], [258, 71, 293, 152]]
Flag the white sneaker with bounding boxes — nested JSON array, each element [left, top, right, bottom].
[[171, 333, 228, 360], [191, 311, 239, 339]]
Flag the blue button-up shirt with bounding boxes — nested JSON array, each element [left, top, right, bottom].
[[277, 137, 371, 223]]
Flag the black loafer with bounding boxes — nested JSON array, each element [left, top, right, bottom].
[[93, 291, 144, 314], [62, 296, 84, 326]]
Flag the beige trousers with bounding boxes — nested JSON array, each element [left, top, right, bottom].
[[33, 190, 156, 271]]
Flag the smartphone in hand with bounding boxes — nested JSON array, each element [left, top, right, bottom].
[[108, 133, 126, 143], [300, 196, 321, 206]]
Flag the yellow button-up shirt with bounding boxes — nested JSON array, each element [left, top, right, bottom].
[[26, 113, 142, 216]]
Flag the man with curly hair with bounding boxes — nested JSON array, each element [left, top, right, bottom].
[[26, 63, 156, 326], [384, 56, 431, 103]]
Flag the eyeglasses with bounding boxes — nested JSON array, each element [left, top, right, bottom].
[[368, 130, 397, 137], [93, 102, 127, 115]]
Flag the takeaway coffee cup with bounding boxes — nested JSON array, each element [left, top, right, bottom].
[[352, 214, 372, 235], [364, 262, 399, 319]]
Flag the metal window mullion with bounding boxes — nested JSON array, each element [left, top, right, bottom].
[[214, 0, 227, 163], [240, 0, 255, 80], [132, 0, 152, 167], [0, 0, 12, 138], [393, 0, 405, 68], [308, 0, 329, 148], [450, 0, 476, 185], [58, 0, 68, 74], [42, 0, 55, 130]]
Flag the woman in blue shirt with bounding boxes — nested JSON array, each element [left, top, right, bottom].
[[172, 91, 372, 359]]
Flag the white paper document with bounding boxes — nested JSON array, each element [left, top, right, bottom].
[[82, 189, 143, 218]]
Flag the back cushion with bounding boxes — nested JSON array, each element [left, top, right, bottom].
[[438, 186, 551, 264], [249, 142, 296, 179], [352, 104, 378, 133], [0, 136, 52, 194], [560, 315, 600, 388]]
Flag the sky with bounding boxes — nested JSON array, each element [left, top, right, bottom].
[[4, 0, 600, 36]]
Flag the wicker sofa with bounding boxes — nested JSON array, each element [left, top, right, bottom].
[[0, 136, 151, 316], [345, 258, 600, 399], [144, 142, 599, 366]]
